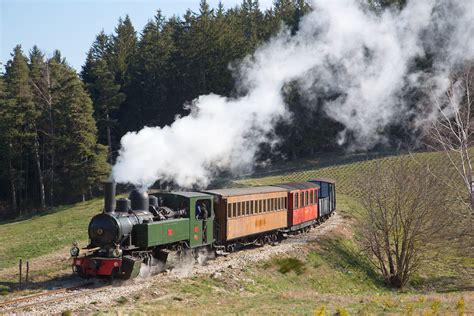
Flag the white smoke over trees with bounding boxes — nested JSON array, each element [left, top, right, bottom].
[[113, 0, 474, 189]]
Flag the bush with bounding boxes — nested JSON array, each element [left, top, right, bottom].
[[0, 285, 10, 296], [274, 257, 306, 275], [358, 160, 452, 288], [457, 297, 465, 316]]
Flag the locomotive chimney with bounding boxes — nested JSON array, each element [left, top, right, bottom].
[[104, 180, 116, 213]]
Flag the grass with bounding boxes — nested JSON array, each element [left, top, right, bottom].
[[237, 150, 447, 199], [0, 198, 103, 271]]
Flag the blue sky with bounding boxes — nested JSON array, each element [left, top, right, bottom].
[[1, 0, 273, 72]]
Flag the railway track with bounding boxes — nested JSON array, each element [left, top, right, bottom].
[[0, 282, 112, 314]]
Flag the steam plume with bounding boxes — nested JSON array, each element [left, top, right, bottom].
[[113, 0, 474, 188]]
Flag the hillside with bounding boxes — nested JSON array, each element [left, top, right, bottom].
[[1, 151, 473, 314]]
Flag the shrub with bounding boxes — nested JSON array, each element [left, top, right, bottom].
[[274, 257, 306, 275], [314, 304, 327, 316], [457, 297, 465, 316], [0, 285, 10, 296]]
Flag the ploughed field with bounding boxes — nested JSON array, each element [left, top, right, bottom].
[[0, 151, 473, 314]]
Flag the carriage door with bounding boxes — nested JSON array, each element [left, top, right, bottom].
[[194, 198, 213, 246]]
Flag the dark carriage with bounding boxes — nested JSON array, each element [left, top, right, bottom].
[[309, 178, 336, 219]]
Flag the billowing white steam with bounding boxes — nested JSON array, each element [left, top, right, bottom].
[[113, 0, 474, 188]]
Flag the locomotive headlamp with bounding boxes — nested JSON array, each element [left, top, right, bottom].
[[112, 247, 122, 257], [70, 246, 80, 257]]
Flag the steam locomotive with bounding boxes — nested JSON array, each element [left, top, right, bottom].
[[71, 179, 336, 279]]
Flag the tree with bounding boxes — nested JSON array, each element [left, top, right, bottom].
[[109, 15, 137, 86], [120, 10, 176, 131], [0, 73, 12, 207], [55, 60, 110, 201], [427, 65, 474, 214], [3, 45, 38, 212], [28, 45, 47, 209], [82, 31, 124, 163], [29, 48, 58, 206], [358, 160, 451, 288]]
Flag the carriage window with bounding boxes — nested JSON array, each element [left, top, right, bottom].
[[294, 193, 298, 208], [232, 203, 236, 217], [300, 193, 304, 207], [321, 183, 329, 198], [277, 198, 281, 210], [310, 190, 314, 204], [284, 197, 287, 209], [305, 191, 308, 206], [251, 200, 254, 214], [238, 202, 242, 216], [227, 204, 231, 217]]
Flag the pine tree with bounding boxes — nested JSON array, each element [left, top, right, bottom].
[[55, 59, 110, 201], [28, 45, 47, 209], [109, 15, 137, 86], [0, 73, 12, 207], [82, 32, 124, 163], [3, 45, 38, 212], [120, 10, 176, 131]]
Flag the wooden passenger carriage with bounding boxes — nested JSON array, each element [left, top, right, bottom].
[[204, 187, 288, 243], [273, 182, 319, 231]]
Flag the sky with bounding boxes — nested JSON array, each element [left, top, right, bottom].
[[0, 0, 274, 72]]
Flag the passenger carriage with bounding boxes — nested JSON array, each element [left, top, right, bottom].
[[273, 182, 320, 233], [204, 186, 288, 252]]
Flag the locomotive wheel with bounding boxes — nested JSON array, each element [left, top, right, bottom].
[[176, 244, 185, 261], [76, 267, 89, 279]]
